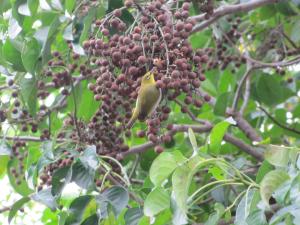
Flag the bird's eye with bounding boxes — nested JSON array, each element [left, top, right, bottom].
[[146, 76, 150, 80]]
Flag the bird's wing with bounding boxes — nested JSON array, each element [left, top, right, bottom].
[[138, 85, 161, 121]]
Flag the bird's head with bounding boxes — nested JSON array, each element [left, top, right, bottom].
[[141, 71, 156, 85]]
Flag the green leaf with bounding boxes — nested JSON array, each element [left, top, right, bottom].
[[234, 189, 255, 225], [7, 158, 34, 196], [99, 186, 129, 217], [31, 188, 58, 210], [77, 81, 101, 121], [8, 197, 30, 224], [204, 203, 225, 225], [21, 38, 41, 74], [2, 38, 25, 71], [149, 151, 186, 186], [260, 170, 290, 206], [246, 210, 268, 225], [256, 75, 283, 105], [65, 195, 93, 225], [0, 155, 9, 177], [79, 8, 97, 44], [124, 208, 143, 225], [264, 145, 296, 167], [214, 92, 230, 116], [65, 0, 75, 13], [209, 120, 231, 155], [71, 161, 95, 190], [291, 20, 300, 43], [80, 145, 99, 170], [256, 160, 273, 183], [80, 214, 98, 225], [144, 187, 170, 217], [172, 164, 190, 212], [51, 166, 72, 196], [0, 141, 11, 155], [28, 0, 39, 15], [20, 74, 37, 116], [188, 128, 198, 153]]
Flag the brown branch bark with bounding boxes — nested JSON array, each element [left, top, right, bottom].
[[191, 0, 278, 33], [121, 123, 264, 161]]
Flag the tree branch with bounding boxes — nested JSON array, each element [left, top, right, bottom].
[[191, 0, 278, 33], [122, 123, 264, 161]]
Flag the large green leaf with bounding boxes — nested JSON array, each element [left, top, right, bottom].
[[51, 166, 72, 196], [149, 151, 186, 186], [256, 75, 283, 106], [144, 187, 170, 217], [7, 158, 34, 196], [2, 38, 25, 71], [31, 188, 58, 210], [8, 196, 30, 224], [264, 145, 297, 167], [209, 120, 231, 155], [246, 209, 268, 225], [204, 203, 225, 225], [124, 208, 143, 225], [65, 195, 93, 225], [214, 92, 230, 116], [21, 38, 41, 74], [97, 186, 129, 217], [260, 170, 290, 206], [20, 73, 37, 116]]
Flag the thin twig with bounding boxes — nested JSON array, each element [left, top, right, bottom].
[[259, 106, 300, 135], [191, 0, 278, 33]]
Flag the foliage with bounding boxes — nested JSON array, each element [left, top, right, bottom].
[[1, 0, 300, 224]]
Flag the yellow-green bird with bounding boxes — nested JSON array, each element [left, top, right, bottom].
[[126, 70, 162, 129]]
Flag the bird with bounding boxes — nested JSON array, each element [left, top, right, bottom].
[[126, 70, 162, 129]]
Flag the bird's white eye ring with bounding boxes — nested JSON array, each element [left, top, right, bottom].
[[146, 76, 150, 80]]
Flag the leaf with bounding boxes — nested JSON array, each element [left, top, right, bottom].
[[124, 208, 143, 225], [234, 189, 255, 225], [0, 141, 11, 155], [80, 145, 99, 170], [21, 38, 41, 74], [256, 160, 273, 183], [28, 0, 39, 15], [65, 195, 93, 225], [188, 128, 198, 153], [149, 151, 186, 186], [260, 170, 290, 206], [20, 74, 37, 116], [172, 164, 190, 212], [144, 187, 170, 217], [7, 158, 34, 196], [80, 214, 98, 225], [204, 203, 225, 225], [31, 188, 58, 210], [264, 145, 296, 167], [256, 75, 283, 106], [291, 20, 300, 43], [0, 155, 9, 177], [51, 166, 72, 196], [2, 38, 25, 71], [246, 210, 267, 225], [79, 8, 97, 44], [8, 17, 22, 39], [214, 92, 230, 116], [99, 186, 129, 217], [71, 160, 95, 190], [65, 0, 76, 13], [8, 197, 30, 224], [209, 120, 231, 155]]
